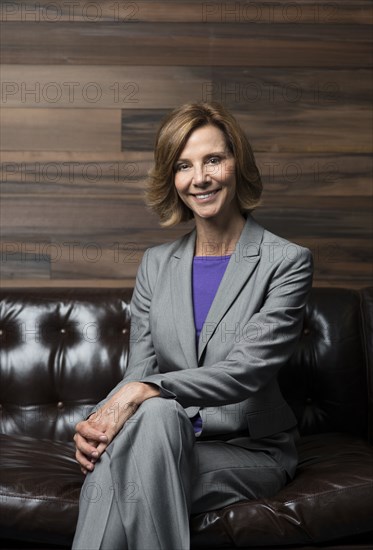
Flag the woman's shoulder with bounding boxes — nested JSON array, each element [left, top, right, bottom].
[[262, 226, 310, 252], [137, 229, 195, 290], [145, 228, 195, 262], [242, 214, 312, 263], [138, 229, 193, 274], [258, 226, 313, 274]]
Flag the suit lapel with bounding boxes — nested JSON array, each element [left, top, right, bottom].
[[197, 215, 264, 362], [170, 229, 199, 369]]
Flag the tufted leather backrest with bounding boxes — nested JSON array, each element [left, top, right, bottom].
[[0, 289, 132, 441], [279, 288, 371, 442], [0, 287, 372, 443]]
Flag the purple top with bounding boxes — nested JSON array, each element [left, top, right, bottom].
[[192, 255, 231, 340], [191, 255, 231, 436]]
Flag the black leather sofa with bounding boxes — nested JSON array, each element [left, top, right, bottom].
[[0, 286, 372, 549]]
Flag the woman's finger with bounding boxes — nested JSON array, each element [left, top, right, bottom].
[[76, 420, 108, 444], [75, 447, 96, 472], [74, 432, 100, 459]]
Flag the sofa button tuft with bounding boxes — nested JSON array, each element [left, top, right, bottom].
[[57, 401, 64, 409]]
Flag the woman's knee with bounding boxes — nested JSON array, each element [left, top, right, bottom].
[[135, 397, 186, 423], [113, 398, 192, 445], [109, 398, 194, 460]]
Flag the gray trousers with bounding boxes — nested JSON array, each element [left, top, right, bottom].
[[72, 398, 294, 550]]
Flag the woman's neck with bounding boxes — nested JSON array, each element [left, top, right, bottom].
[[194, 214, 246, 257]]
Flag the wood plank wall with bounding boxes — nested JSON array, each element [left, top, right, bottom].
[[0, 1, 372, 288]]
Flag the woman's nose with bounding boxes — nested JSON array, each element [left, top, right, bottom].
[[192, 164, 209, 186]]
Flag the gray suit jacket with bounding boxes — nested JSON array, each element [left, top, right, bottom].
[[98, 215, 313, 440]]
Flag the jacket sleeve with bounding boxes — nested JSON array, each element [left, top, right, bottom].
[[122, 248, 160, 381], [140, 247, 313, 408], [88, 248, 160, 413]]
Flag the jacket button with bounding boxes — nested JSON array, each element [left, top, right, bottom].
[[306, 397, 313, 404], [303, 328, 310, 335], [60, 328, 66, 334], [122, 328, 127, 334], [57, 401, 64, 409]]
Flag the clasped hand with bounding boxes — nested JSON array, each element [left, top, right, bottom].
[[73, 382, 160, 475]]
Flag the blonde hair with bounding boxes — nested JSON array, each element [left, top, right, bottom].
[[146, 102, 262, 227]]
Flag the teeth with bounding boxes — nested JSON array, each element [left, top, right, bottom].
[[195, 191, 215, 199]]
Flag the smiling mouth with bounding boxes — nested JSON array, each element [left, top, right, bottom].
[[192, 189, 221, 200]]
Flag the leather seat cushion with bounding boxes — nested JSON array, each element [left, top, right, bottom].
[[1, 433, 372, 548], [0, 434, 81, 544], [191, 433, 373, 548]]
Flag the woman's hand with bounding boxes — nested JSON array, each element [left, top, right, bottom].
[[73, 382, 160, 474]]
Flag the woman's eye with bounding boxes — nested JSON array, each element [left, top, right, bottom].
[[175, 163, 189, 172], [207, 157, 221, 165]]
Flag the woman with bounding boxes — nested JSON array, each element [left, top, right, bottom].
[[72, 102, 313, 550]]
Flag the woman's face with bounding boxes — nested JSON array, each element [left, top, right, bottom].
[[173, 124, 240, 224]]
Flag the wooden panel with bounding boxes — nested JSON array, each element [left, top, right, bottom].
[[0, 280, 136, 288], [0, 153, 152, 196], [0, 278, 367, 290], [0, 151, 154, 162], [3, 66, 371, 113], [208, 68, 372, 110], [1, 151, 371, 286], [0, 239, 141, 280], [0, 109, 121, 151], [0, 228, 190, 281], [255, 195, 371, 236], [121, 107, 372, 153], [1, 193, 371, 285], [0, 250, 50, 279], [122, 110, 167, 151], [0, 65, 211, 108], [235, 110, 372, 154], [118, 68, 373, 152], [257, 153, 372, 196], [1, 22, 371, 66], [0, 161, 150, 196], [0, 196, 154, 232], [0, 2, 371, 289], [1, 153, 371, 197], [2, 230, 371, 288], [255, 197, 372, 288], [1, 1, 371, 24], [2, 234, 371, 287], [295, 237, 373, 284]]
